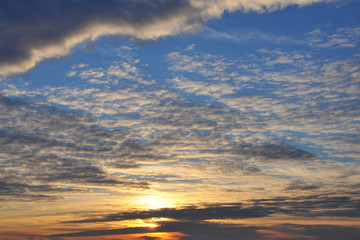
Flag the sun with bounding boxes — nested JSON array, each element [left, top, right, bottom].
[[137, 195, 174, 209], [138, 223, 159, 228]]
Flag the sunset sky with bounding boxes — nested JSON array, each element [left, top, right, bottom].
[[0, 0, 359, 239]]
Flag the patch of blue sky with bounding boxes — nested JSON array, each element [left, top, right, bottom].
[[209, 1, 359, 38]]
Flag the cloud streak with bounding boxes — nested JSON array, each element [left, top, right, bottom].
[[65, 203, 271, 223]]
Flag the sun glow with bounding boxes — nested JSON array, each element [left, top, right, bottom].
[[138, 223, 159, 228], [137, 194, 175, 209]]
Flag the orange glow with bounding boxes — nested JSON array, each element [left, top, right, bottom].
[[129, 232, 188, 240]]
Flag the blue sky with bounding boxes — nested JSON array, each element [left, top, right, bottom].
[[0, 1, 359, 240]]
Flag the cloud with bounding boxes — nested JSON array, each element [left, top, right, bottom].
[[65, 203, 271, 224], [0, 0, 199, 76], [64, 193, 360, 227], [232, 142, 315, 160], [0, 178, 88, 202], [285, 180, 321, 191], [253, 194, 360, 218], [51, 221, 360, 240], [167, 43, 360, 162], [0, 93, 149, 201], [46, 192, 360, 239], [307, 27, 360, 49], [170, 76, 238, 98], [0, 0, 338, 76], [2, 23, 359, 204], [50, 221, 264, 239]]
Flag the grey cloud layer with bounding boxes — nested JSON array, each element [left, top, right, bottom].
[[0, 0, 337, 76], [0, 81, 318, 202], [0, 94, 150, 201]]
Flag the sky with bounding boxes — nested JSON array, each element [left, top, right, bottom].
[[0, 0, 359, 239]]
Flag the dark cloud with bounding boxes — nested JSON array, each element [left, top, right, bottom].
[[51, 222, 360, 240], [65, 203, 271, 224], [0, 177, 94, 202], [33, 160, 146, 188], [0, 0, 336, 76], [198, 141, 315, 161], [233, 142, 315, 160], [285, 180, 321, 191], [51, 221, 264, 239], [49, 192, 360, 238], [65, 193, 360, 226], [51, 225, 168, 237], [296, 224, 360, 240], [0, 0, 197, 76], [253, 194, 360, 218]]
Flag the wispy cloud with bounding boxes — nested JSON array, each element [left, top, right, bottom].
[[307, 27, 360, 49], [204, 27, 303, 44]]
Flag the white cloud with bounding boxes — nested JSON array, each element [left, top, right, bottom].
[[307, 27, 360, 49], [170, 76, 238, 97]]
